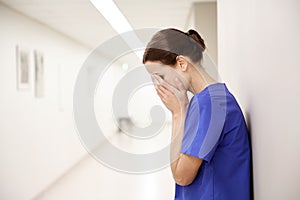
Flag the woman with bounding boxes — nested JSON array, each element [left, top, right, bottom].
[[142, 28, 251, 200]]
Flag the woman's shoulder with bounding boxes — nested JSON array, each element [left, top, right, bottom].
[[193, 83, 231, 113], [194, 83, 228, 102]]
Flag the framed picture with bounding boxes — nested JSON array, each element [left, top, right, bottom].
[[34, 50, 44, 98], [16, 45, 30, 90]]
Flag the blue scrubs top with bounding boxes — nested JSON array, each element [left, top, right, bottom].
[[175, 83, 251, 200]]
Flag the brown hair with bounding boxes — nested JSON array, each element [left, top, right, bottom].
[[142, 28, 206, 66]]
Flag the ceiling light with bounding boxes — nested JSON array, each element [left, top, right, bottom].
[[90, 0, 143, 60], [122, 63, 129, 71]]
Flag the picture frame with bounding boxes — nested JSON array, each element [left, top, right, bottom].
[[34, 50, 44, 98], [16, 45, 30, 90]]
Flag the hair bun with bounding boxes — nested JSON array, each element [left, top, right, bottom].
[[186, 29, 206, 51]]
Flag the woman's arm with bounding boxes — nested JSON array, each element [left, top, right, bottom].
[[151, 74, 202, 186], [170, 109, 203, 186]]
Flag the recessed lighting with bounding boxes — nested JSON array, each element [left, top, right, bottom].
[[90, 0, 143, 60], [122, 63, 129, 71]]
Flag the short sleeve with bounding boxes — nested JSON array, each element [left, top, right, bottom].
[[180, 93, 226, 163]]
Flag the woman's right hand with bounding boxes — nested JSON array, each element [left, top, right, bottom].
[[151, 74, 189, 115]]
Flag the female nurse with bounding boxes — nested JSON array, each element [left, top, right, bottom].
[[143, 28, 251, 200]]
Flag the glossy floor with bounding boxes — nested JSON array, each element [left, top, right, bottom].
[[36, 127, 175, 200]]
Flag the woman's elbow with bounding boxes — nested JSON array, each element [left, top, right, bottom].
[[174, 176, 194, 186]]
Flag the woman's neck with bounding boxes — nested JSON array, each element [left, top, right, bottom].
[[189, 66, 218, 94]]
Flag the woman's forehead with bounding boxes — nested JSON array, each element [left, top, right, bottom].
[[145, 61, 164, 67], [144, 61, 174, 74]]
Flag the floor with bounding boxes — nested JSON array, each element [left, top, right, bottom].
[[35, 124, 175, 200]]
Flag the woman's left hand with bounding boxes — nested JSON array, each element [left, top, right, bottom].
[[151, 74, 189, 114]]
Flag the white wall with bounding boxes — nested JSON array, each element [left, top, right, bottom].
[[218, 0, 300, 199], [185, 2, 218, 65], [194, 2, 218, 65], [0, 4, 174, 200], [0, 3, 92, 199]]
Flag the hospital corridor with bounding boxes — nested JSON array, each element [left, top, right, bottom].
[[0, 0, 300, 200]]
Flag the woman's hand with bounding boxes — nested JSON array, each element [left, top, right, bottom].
[[151, 74, 189, 115]]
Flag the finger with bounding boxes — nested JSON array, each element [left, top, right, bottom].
[[153, 74, 164, 84], [157, 84, 173, 96], [153, 75, 178, 94], [161, 81, 178, 94], [152, 75, 166, 96], [158, 89, 167, 104], [155, 84, 167, 99], [151, 74, 159, 85]]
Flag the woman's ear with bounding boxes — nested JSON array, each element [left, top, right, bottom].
[[176, 55, 189, 72]]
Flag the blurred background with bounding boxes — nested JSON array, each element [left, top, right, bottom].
[[0, 0, 299, 199]]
